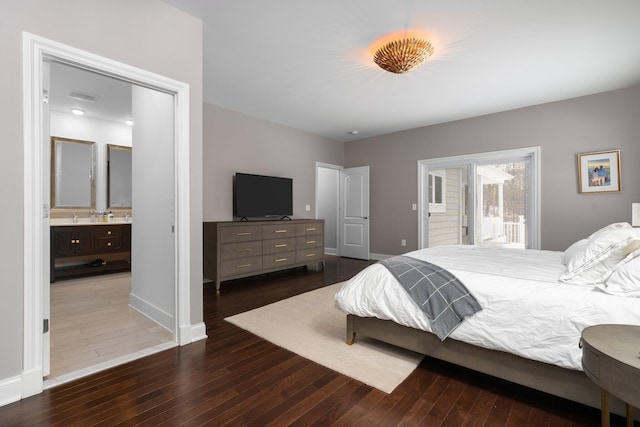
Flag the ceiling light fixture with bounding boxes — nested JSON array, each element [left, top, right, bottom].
[[373, 37, 434, 74], [71, 108, 85, 116]]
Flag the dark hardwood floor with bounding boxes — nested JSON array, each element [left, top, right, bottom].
[[0, 255, 635, 426]]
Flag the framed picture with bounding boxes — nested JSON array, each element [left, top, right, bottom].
[[577, 149, 621, 194]]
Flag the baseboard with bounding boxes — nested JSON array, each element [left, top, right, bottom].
[[180, 322, 207, 345], [370, 253, 393, 260], [129, 293, 174, 332], [324, 247, 338, 256], [0, 375, 22, 407]]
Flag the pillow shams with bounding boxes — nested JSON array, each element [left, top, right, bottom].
[[559, 236, 632, 285], [595, 248, 640, 297]]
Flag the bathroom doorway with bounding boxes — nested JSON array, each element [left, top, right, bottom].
[[23, 33, 195, 395], [45, 62, 175, 383]]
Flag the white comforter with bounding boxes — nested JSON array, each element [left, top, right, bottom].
[[334, 245, 640, 370]]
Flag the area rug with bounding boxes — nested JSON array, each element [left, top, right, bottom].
[[224, 282, 424, 393]]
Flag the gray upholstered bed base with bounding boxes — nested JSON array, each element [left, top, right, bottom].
[[346, 314, 632, 417]]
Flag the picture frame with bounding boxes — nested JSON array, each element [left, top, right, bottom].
[[577, 149, 621, 194]]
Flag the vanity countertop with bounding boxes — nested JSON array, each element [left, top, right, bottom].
[[50, 218, 131, 226]]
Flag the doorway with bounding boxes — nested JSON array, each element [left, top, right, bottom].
[[45, 62, 176, 382], [23, 33, 195, 398], [316, 164, 370, 260]]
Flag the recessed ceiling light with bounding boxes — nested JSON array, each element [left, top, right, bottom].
[[348, 130, 359, 135], [71, 108, 85, 116], [125, 120, 134, 126]]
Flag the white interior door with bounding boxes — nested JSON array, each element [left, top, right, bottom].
[[339, 166, 370, 259], [129, 86, 176, 332]]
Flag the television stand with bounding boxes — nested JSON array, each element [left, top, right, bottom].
[[203, 219, 324, 292]]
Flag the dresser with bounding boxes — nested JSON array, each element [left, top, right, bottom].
[[203, 219, 324, 291], [50, 223, 132, 282]]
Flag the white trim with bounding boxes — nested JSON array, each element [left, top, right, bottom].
[[183, 322, 208, 344], [418, 146, 541, 250], [129, 293, 174, 332], [370, 252, 393, 260], [22, 32, 197, 401], [316, 162, 342, 256], [0, 376, 22, 406]]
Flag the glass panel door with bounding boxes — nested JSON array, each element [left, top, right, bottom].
[[427, 166, 470, 248], [476, 160, 528, 248]]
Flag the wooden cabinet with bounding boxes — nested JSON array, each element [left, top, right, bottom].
[[50, 224, 132, 282], [204, 219, 324, 291]]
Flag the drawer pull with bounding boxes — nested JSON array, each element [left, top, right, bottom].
[[275, 258, 287, 263], [306, 253, 316, 257], [306, 240, 316, 244], [306, 228, 316, 231], [107, 231, 112, 235], [274, 229, 287, 233], [274, 244, 287, 248], [235, 248, 252, 252], [235, 263, 251, 268], [107, 242, 112, 247], [236, 232, 251, 236]]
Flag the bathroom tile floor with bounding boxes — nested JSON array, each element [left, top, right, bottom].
[[46, 272, 175, 387]]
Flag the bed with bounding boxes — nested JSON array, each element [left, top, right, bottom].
[[335, 222, 640, 414]]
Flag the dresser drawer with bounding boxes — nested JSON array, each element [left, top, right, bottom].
[[262, 223, 297, 239], [296, 222, 323, 236], [297, 249, 323, 263], [263, 251, 296, 269], [263, 237, 296, 254], [220, 255, 263, 278], [220, 241, 263, 261], [220, 225, 262, 243], [296, 236, 322, 249]]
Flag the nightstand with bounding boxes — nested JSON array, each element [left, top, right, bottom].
[[581, 324, 640, 427]]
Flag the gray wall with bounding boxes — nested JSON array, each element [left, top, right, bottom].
[[345, 85, 640, 255], [0, 0, 202, 385], [203, 103, 344, 221]]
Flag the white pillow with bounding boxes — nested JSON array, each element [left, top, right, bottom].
[[595, 248, 640, 297], [559, 233, 633, 285], [562, 239, 588, 266], [587, 222, 632, 240]]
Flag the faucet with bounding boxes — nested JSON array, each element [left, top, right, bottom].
[[125, 211, 130, 223], [73, 211, 78, 223]]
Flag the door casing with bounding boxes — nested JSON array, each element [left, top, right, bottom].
[[22, 32, 199, 399]]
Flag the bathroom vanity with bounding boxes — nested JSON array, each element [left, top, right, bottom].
[[50, 222, 131, 282]]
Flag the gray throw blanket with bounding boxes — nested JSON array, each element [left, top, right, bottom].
[[379, 255, 482, 340]]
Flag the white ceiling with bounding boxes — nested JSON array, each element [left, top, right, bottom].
[[49, 61, 132, 124], [51, 1, 640, 142], [163, 0, 640, 142]]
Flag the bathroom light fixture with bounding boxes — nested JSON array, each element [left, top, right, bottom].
[[373, 36, 434, 74], [71, 108, 85, 116]]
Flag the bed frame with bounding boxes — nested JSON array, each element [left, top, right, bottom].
[[346, 314, 632, 417]]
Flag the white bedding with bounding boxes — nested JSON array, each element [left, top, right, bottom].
[[334, 245, 640, 370]]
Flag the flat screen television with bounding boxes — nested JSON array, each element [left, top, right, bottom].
[[233, 173, 293, 219]]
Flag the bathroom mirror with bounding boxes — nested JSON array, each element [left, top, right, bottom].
[[107, 144, 132, 209], [51, 136, 96, 209]]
